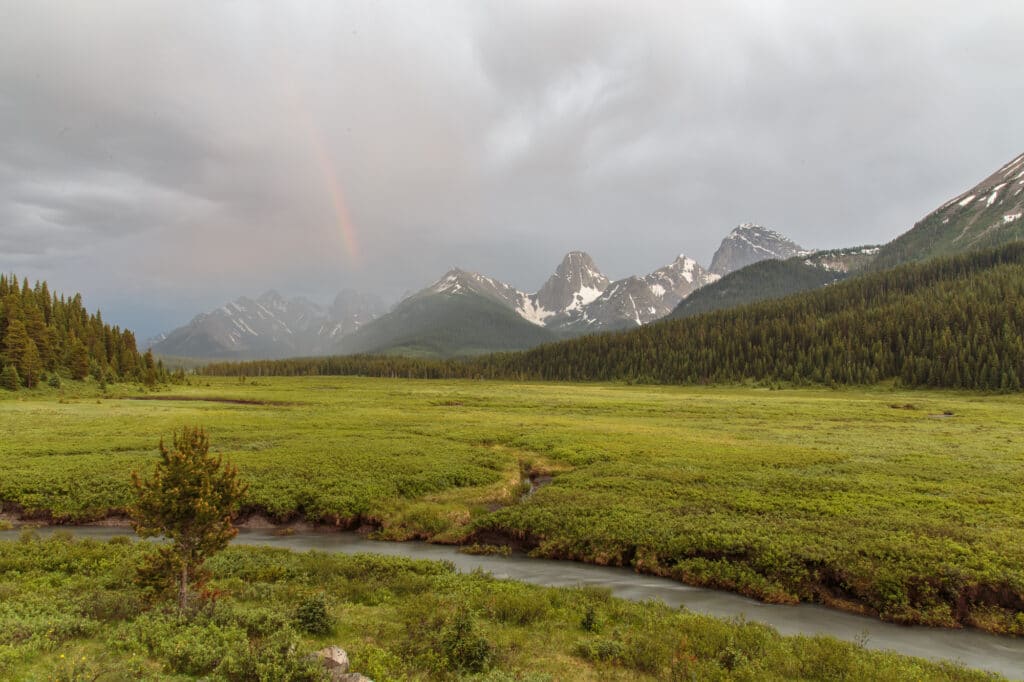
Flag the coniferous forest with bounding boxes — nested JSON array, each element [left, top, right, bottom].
[[200, 243, 1024, 391], [0, 274, 163, 388]]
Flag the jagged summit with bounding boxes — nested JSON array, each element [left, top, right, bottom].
[[534, 251, 610, 314], [709, 224, 808, 276], [577, 253, 719, 330]]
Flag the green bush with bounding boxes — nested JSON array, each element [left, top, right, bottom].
[[440, 608, 493, 673], [215, 628, 327, 682], [353, 644, 406, 682], [574, 636, 625, 663], [160, 623, 245, 675], [220, 605, 289, 638], [294, 593, 333, 635], [580, 605, 599, 632]]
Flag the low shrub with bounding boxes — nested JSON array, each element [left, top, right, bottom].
[[440, 608, 493, 673], [294, 593, 333, 635]]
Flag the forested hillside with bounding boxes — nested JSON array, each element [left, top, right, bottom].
[[670, 258, 844, 319], [340, 289, 557, 358], [670, 246, 880, 319], [202, 244, 1024, 391], [0, 274, 161, 388]]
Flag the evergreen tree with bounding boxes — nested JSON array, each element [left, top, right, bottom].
[[68, 336, 89, 380], [142, 349, 158, 387], [0, 364, 19, 391], [20, 339, 42, 388], [2, 318, 29, 370], [131, 427, 248, 611]]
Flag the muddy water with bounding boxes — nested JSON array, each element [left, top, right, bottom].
[[3, 526, 1022, 679]]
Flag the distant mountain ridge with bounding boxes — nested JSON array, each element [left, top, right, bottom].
[[154, 224, 808, 359], [347, 246, 728, 357], [401, 228, 806, 333], [152, 290, 385, 359]]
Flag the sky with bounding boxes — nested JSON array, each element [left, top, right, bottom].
[[2, 1, 1023, 339]]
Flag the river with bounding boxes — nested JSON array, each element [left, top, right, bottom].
[[2, 526, 1021, 679]]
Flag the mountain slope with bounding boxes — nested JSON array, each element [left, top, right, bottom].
[[670, 246, 879, 319], [152, 290, 384, 359], [340, 286, 556, 358], [872, 152, 1024, 269], [671, 259, 844, 319], [709, 223, 809, 276]]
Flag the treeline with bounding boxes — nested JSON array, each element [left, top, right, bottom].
[[200, 353, 470, 380], [201, 244, 1024, 391], [0, 274, 165, 389]]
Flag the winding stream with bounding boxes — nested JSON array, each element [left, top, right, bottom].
[[3, 526, 1022, 679]]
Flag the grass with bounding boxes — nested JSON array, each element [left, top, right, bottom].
[[0, 533, 1004, 680], [2, 376, 1024, 633]]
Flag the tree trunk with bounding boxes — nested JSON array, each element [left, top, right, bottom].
[[179, 561, 189, 611]]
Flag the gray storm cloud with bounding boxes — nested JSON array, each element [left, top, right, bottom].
[[1, 0, 1022, 338]]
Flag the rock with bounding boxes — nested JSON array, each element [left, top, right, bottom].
[[338, 675, 373, 682], [316, 646, 350, 678]]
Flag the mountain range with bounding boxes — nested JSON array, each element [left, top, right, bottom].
[[152, 151, 1024, 360], [152, 225, 797, 359], [150, 290, 385, 359]]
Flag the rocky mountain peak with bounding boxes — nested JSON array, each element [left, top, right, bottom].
[[430, 269, 471, 293], [709, 224, 807, 276], [424, 268, 534, 317], [534, 251, 610, 313]]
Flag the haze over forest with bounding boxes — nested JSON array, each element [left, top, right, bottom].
[[2, 1, 1023, 339]]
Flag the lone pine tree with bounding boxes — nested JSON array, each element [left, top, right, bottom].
[[131, 427, 248, 611]]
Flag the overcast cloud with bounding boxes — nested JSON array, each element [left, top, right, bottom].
[[1, 0, 1022, 338]]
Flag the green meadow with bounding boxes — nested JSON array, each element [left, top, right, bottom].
[[0, 533, 999, 681], [2, 377, 1024, 634]]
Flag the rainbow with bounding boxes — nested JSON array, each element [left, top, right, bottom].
[[279, 64, 361, 265], [308, 133, 360, 263]]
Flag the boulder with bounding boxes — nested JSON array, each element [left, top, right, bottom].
[[316, 646, 349, 678]]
